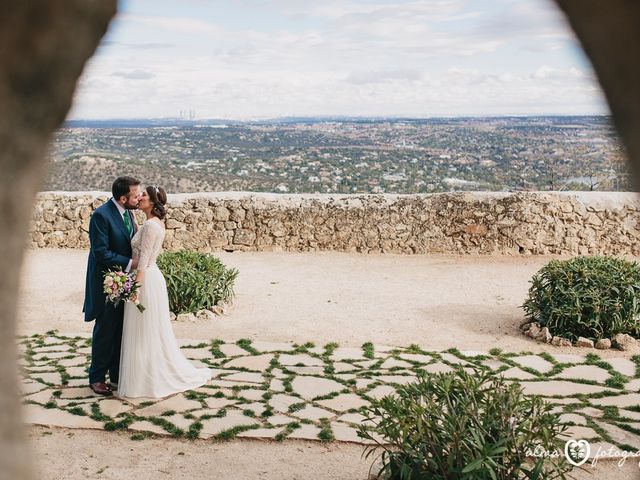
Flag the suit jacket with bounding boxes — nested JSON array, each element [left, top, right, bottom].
[[82, 199, 138, 322]]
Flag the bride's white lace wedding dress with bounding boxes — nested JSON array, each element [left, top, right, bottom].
[[118, 219, 211, 398]]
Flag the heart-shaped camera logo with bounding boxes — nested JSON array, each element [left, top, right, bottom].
[[564, 439, 590, 466]]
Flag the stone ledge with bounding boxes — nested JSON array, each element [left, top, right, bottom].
[[29, 191, 640, 255]]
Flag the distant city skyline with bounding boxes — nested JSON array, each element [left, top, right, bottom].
[[69, 0, 609, 120]]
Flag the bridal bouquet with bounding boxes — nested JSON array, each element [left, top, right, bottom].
[[103, 269, 146, 312]]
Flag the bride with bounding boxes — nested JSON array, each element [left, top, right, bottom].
[[117, 185, 212, 398]]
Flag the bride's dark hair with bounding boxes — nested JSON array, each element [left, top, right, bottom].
[[146, 185, 167, 220]]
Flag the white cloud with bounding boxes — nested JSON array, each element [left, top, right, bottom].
[[102, 41, 174, 50], [284, 0, 470, 21], [119, 12, 221, 35], [111, 69, 156, 80], [345, 69, 424, 85], [68, 0, 608, 118]]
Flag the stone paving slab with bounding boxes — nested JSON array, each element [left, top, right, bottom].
[[625, 379, 640, 392], [136, 394, 202, 416], [16, 331, 640, 450], [98, 399, 133, 417], [595, 421, 640, 450], [129, 420, 167, 435], [511, 355, 555, 374], [225, 354, 274, 371], [286, 424, 321, 440], [267, 414, 295, 426], [279, 353, 325, 367], [558, 413, 587, 425], [199, 411, 261, 439], [269, 393, 300, 413], [501, 367, 538, 380], [218, 343, 248, 357], [317, 394, 369, 412], [20, 381, 48, 395], [555, 365, 611, 383], [331, 423, 361, 442], [237, 427, 281, 439], [23, 404, 104, 430], [553, 354, 586, 364], [607, 358, 638, 377], [293, 405, 334, 421], [24, 388, 56, 404], [291, 376, 345, 399], [517, 381, 612, 396], [591, 393, 640, 408]]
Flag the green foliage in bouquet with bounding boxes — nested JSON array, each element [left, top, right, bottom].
[[522, 256, 640, 341], [157, 249, 238, 314], [357, 367, 572, 480]]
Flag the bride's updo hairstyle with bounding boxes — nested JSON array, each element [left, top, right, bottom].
[[146, 185, 168, 220]]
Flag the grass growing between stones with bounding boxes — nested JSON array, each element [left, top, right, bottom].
[[210, 339, 225, 358], [186, 421, 203, 439], [90, 403, 111, 422], [104, 415, 135, 432], [361, 342, 375, 359], [236, 339, 259, 355], [274, 422, 301, 442], [215, 424, 261, 441], [292, 342, 315, 354], [18, 331, 640, 449], [318, 418, 334, 442], [147, 416, 184, 437], [323, 342, 339, 358], [66, 406, 87, 416]]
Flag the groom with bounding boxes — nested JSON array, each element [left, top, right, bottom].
[[83, 176, 141, 395]]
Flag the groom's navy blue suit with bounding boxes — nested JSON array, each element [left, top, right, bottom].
[[83, 199, 137, 385]]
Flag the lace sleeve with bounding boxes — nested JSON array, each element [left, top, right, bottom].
[[137, 222, 159, 272]]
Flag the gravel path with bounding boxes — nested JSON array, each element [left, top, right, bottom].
[[20, 248, 635, 354]]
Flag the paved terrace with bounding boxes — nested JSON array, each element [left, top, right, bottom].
[[16, 249, 640, 477], [18, 332, 640, 454]]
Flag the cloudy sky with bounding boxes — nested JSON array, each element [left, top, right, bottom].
[[68, 0, 609, 120]]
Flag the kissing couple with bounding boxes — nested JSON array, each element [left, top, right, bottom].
[[82, 176, 212, 398]]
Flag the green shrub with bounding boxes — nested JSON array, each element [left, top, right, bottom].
[[357, 367, 571, 480], [522, 256, 640, 341], [157, 250, 239, 314]]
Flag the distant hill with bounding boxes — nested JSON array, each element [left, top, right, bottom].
[[47, 116, 632, 194]]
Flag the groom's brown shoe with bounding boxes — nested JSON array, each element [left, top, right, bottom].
[[90, 382, 112, 396]]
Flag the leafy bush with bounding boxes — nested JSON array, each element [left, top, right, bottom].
[[157, 249, 239, 314], [357, 367, 571, 480], [522, 256, 640, 341]]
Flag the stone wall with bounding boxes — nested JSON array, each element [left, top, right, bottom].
[[29, 191, 640, 255]]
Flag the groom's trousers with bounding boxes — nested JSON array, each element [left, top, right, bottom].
[[88, 302, 124, 384]]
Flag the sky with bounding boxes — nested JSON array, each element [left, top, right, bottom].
[[68, 0, 610, 120]]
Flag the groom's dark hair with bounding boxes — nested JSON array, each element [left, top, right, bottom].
[[112, 176, 140, 200]]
